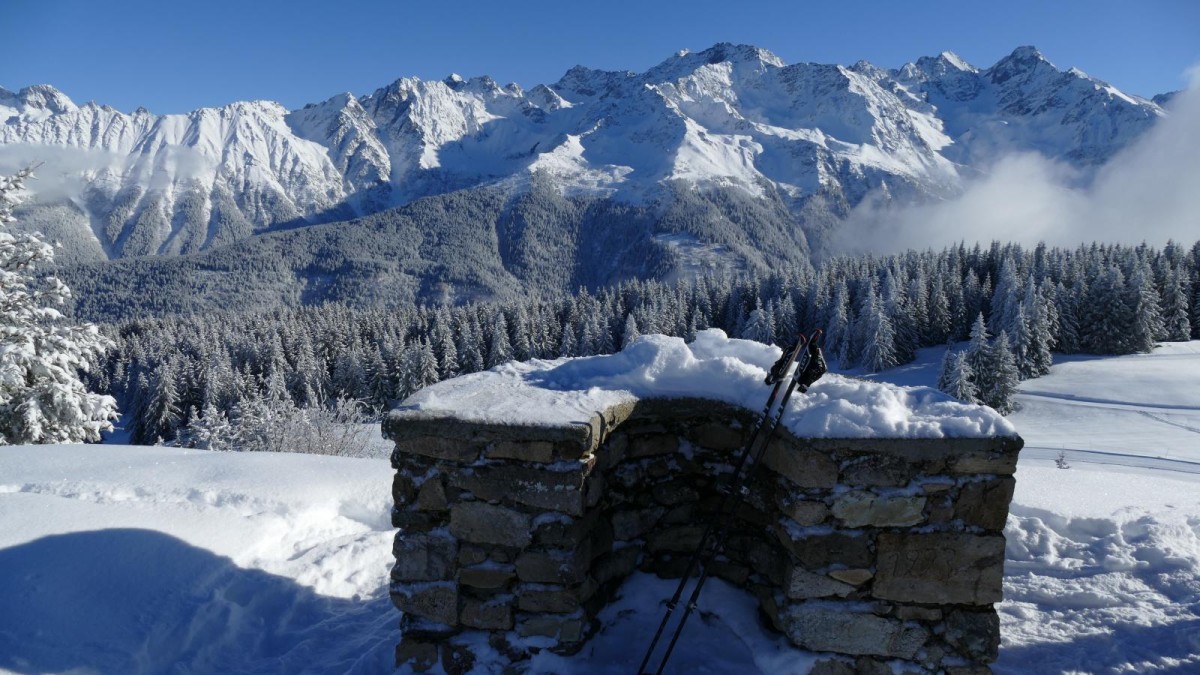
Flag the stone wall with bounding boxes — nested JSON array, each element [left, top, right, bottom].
[[384, 397, 1022, 674]]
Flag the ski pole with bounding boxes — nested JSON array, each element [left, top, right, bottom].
[[636, 332, 811, 674], [650, 331, 825, 674]]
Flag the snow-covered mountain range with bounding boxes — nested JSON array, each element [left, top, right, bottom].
[[1, 44, 1166, 263]]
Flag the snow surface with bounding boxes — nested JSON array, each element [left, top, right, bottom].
[[1, 340, 1198, 673], [400, 329, 1015, 439]]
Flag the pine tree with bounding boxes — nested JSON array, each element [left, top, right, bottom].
[[416, 338, 439, 390], [989, 257, 1022, 337], [740, 304, 774, 344], [938, 348, 979, 404], [965, 313, 991, 381], [0, 167, 119, 444], [1128, 259, 1164, 353], [1160, 268, 1191, 341], [486, 312, 514, 368], [621, 313, 641, 349], [856, 284, 898, 373], [825, 281, 853, 368], [1080, 264, 1132, 354], [982, 331, 1021, 414]]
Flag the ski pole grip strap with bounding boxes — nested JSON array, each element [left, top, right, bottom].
[[765, 352, 790, 385], [765, 334, 805, 385], [799, 343, 827, 388]]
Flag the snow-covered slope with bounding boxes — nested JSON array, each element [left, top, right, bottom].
[[0, 44, 1165, 261], [1, 339, 1198, 673]]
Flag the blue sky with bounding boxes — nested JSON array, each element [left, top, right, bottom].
[[2, 0, 1197, 113]]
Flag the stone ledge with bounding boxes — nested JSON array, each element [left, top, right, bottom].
[[388, 395, 1021, 673]]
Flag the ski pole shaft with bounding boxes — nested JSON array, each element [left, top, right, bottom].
[[648, 329, 825, 674], [636, 333, 808, 675]]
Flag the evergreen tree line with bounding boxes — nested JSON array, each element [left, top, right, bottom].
[[97, 239, 1200, 448]]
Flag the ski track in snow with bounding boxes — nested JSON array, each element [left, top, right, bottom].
[[1, 342, 1199, 673]]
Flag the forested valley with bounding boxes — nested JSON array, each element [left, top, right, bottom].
[[95, 239, 1200, 453]]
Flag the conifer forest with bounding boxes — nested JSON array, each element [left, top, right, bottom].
[[100, 240, 1200, 452]]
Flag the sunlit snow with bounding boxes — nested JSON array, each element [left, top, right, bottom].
[[1, 338, 1198, 673]]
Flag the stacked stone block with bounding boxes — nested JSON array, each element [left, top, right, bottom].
[[384, 398, 1022, 674]]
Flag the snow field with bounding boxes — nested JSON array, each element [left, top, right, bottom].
[[997, 459, 1200, 673], [0, 446, 398, 674], [0, 339, 1198, 673]]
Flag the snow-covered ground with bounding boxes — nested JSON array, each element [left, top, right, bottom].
[[1, 340, 1198, 673]]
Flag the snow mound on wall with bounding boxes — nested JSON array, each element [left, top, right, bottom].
[[402, 329, 1016, 439]]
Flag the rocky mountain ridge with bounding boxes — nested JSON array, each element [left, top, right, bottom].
[[1, 44, 1165, 264]]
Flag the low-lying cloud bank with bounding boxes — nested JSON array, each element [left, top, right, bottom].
[[834, 76, 1200, 254]]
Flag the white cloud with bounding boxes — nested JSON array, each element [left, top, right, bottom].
[[833, 79, 1200, 255]]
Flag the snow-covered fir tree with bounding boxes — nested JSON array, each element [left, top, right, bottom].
[[621, 313, 641, 348], [982, 330, 1021, 414], [937, 348, 979, 404], [740, 303, 774, 344], [0, 167, 119, 444]]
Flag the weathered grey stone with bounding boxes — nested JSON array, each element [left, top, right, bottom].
[[945, 608, 1001, 663], [784, 566, 856, 599], [449, 463, 591, 516], [449, 502, 532, 547], [840, 455, 913, 487], [840, 657, 901, 675], [689, 421, 748, 450], [400, 435, 480, 463], [828, 568, 874, 586], [416, 478, 448, 512], [395, 636, 439, 672], [391, 532, 458, 582], [457, 545, 487, 567], [710, 560, 751, 586], [515, 549, 588, 585], [629, 433, 678, 458], [874, 533, 1005, 605], [762, 438, 838, 488], [832, 491, 927, 528], [782, 605, 929, 658], [585, 472, 605, 508], [950, 451, 1019, 475], [809, 658, 856, 675], [646, 526, 704, 554], [597, 432, 629, 471], [516, 580, 596, 613], [460, 596, 514, 630], [392, 473, 416, 506], [439, 642, 476, 675], [592, 547, 640, 586], [652, 480, 698, 506], [955, 478, 1016, 530], [391, 508, 440, 533], [390, 582, 458, 625], [775, 528, 874, 570], [779, 498, 831, 527], [459, 565, 515, 590], [516, 613, 587, 642], [486, 439, 555, 463], [895, 605, 942, 622]]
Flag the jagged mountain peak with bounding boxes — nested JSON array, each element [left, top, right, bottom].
[[645, 42, 786, 82], [1, 43, 1166, 270], [553, 65, 637, 99], [1, 84, 78, 117], [988, 45, 1057, 84], [909, 51, 978, 76]]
